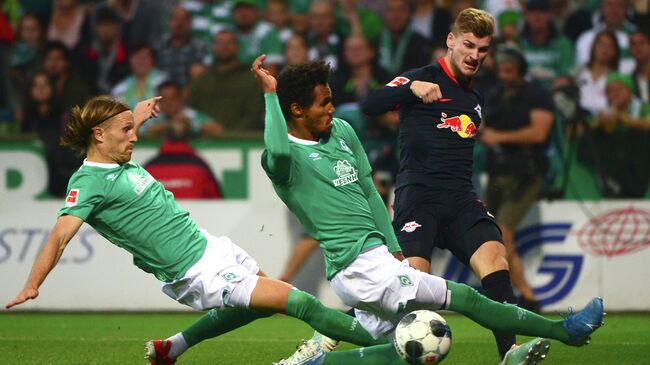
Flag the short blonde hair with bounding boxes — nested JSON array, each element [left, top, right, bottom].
[[452, 8, 494, 38], [61, 95, 130, 155]]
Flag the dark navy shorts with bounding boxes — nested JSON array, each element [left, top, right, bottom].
[[392, 184, 502, 266]]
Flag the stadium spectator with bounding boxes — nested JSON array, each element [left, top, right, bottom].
[[266, 0, 293, 43], [331, 34, 390, 136], [187, 29, 263, 133], [42, 41, 92, 111], [182, 0, 234, 51], [518, 0, 574, 85], [112, 43, 166, 110], [141, 80, 221, 139], [411, 0, 453, 48], [92, 0, 164, 51], [548, 0, 592, 43], [575, 30, 620, 118], [156, 5, 207, 87], [377, 0, 432, 77], [282, 33, 310, 70], [582, 73, 650, 198], [335, 0, 383, 42], [21, 71, 81, 197], [287, 0, 311, 36], [630, 29, 650, 103], [144, 113, 223, 199], [9, 13, 45, 120], [47, 0, 89, 50], [78, 6, 129, 94], [6, 95, 389, 365], [307, 0, 342, 70], [481, 47, 555, 313], [232, 0, 283, 75], [575, 0, 636, 73]]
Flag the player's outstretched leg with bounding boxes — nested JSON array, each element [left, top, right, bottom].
[[274, 342, 404, 365], [500, 338, 551, 365], [447, 281, 604, 345], [145, 307, 269, 364]]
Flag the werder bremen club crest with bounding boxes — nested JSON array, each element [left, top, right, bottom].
[[332, 160, 358, 187]]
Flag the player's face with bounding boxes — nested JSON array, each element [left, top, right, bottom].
[[97, 111, 138, 164], [446, 32, 491, 79], [302, 84, 335, 140]]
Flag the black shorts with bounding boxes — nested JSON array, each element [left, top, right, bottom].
[[392, 184, 502, 266]]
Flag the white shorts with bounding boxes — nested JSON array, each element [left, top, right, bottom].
[[331, 245, 448, 338], [161, 230, 260, 311]]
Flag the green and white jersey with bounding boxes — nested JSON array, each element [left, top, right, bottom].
[[237, 21, 284, 66], [59, 160, 207, 282], [261, 93, 400, 279]]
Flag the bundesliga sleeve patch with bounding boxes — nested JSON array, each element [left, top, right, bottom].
[[66, 189, 79, 207], [386, 76, 410, 87]]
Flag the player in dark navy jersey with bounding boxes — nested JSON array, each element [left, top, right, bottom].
[[362, 8, 519, 361]]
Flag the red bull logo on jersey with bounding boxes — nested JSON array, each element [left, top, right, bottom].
[[437, 112, 477, 138], [400, 221, 422, 233], [65, 189, 79, 207]]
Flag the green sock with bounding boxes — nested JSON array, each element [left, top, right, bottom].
[[447, 281, 569, 342], [182, 307, 269, 347], [285, 288, 388, 347], [321, 344, 404, 365]]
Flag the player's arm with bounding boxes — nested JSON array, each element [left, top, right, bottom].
[[344, 122, 403, 257], [361, 70, 440, 115], [481, 109, 554, 146], [252, 55, 293, 184], [133, 96, 162, 134], [5, 215, 84, 309]]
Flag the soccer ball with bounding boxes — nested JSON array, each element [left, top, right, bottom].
[[393, 310, 452, 364]]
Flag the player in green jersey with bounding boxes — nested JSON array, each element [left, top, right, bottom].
[[5, 95, 395, 364], [252, 54, 605, 365]]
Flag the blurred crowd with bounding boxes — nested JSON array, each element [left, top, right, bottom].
[[0, 0, 648, 199]]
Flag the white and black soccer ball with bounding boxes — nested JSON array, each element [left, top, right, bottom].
[[393, 310, 452, 364]]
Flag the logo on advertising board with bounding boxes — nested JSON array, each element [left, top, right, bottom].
[[441, 223, 582, 307], [576, 207, 650, 257]]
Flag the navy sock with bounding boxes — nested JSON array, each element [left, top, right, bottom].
[[481, 270, 517, 358]]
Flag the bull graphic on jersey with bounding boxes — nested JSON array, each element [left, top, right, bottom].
[[437, 112, 477, 139]]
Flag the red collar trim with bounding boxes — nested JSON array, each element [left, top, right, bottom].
[[438, 58, 474, 90]]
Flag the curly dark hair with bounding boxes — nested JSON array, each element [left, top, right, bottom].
[[276, 61, 331, 121]]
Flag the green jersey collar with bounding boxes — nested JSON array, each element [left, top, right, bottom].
[[288, 133, 319, 145]]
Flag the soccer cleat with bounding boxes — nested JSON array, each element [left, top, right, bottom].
[[273, 339, 325, 365], [309, 331, 340, 352], [561, 297, 605, 346], [145, 339, 176, 365], [499, 338, 551, 365]]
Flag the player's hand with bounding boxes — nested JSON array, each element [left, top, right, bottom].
[[134, 96, 162, 124], [410, 81, 442, 104], [392, 251, 406, 261], [5, 287, 39, 309], [479, 126, 500, 146], [251, 54, 277, 93]]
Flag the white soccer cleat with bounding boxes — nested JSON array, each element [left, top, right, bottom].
[[274, 339, 325, 365], [309, 331, 340, 352], [499, 338, 551, 365]]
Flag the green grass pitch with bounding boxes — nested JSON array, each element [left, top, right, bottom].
[[0, 312, 648, 364]]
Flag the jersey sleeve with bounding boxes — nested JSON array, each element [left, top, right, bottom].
[[361, 69, 421, 115], [339, 120, 401, 253], [261, 93, 292, 185], [58, 173, 104, 221]]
